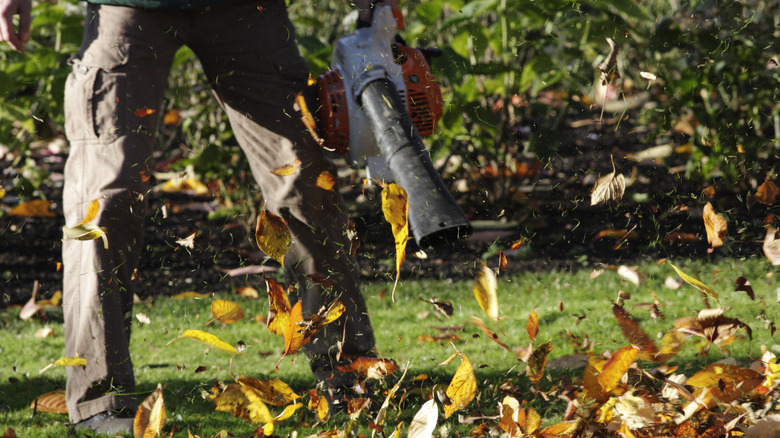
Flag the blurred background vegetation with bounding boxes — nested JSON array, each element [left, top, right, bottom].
[[1, 0, 778, 206]]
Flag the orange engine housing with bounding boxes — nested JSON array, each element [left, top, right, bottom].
[[316, 45, 443, 155]]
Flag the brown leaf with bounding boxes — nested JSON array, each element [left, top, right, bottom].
[[755, 179, 780, 205], [473, 261, 498, 321], [255, 209, 291, 265], [420, 297, 453, 317], [470, 316, 512, 353], [134, 383, 165, 438], [271, 159, 302, 176], [598, 38, 620, 85], [336, 357, 399, 380], [163, 108, 181, 125], [526, 340, 553, 387], [497, 251, 507, 274], [134, 107, 156, 117], [735, 276, 755, 300], [443, 354, 477, 419], [382, 183, 409, 301], [597, 345, 639, 394], [686, 364, 763, 404], [29, 390, 68, 414], [582, 355, 609, 402], [703, 202, 727, 248], [612, 304, 659, 361]]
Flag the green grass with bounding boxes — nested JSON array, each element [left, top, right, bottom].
[[1, 257, 777, 436]]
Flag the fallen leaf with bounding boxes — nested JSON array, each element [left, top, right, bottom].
[[667, 261, 719, 300], [265, 277, 291, 337], [160, 177, 209, 195], [171, 291, 211, 300], [590, 171, 625, 206], [168, 329, 239, 354], [443, 354, 477, 419], [497, 251, 507, 274], [255, 209, 291, 265], [763, 227, 780, 265], [134, 383, 165, 438], [473, 261, 498, 321], [419, 297, 453, 317], [39, 354, 87, 374], [612, 305, 659, 361], [382, 183, 409, 301], [62, 198, 108, 249], [337, 356, 399, 380], [29, 390, 67, 413], [271, 159, 302, 176], [471, 316, 512, 353], [510, 239, 524, 250], [134, 107, 157, 117], [294, 92, 324, 146], [8, 199, 56, 217], [163, 108, 181, 125], [526, 340, 553, 387], [617, 265, 640, 286], [209, 299, 245, 324], [639, 71, 657, 81], [175, 231, 198, 249], [135, 313, 151, 325], [210, 384, 273, 424], [408, 399, 438, 438], [702, 202, 727, 248], [235, 286, 259, 299], [755, 180, 780, 205], [597, 345, 639, 394], [316, 171, 336, 190], [235, 377, 300, 406], [527, 310, 539, 344], [735, 276, 755, 300], [34, 327, 55, 337]]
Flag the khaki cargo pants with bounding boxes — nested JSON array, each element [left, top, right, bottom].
[[62, 0, 374, 423]]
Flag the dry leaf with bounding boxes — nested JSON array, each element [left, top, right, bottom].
[[639, 71, 657, 81], [473, 261, 498, 321], [175, 231, 198, 249], [271, 159, 302, 177], [168, 329, 239, 354], [590, 171, 625, 206], [62, 199, 108, 249], [527, 310, 539, 344], [526, 340, 553, 387], [408, 399, 438, 438], [702, 202, 727, 248], [9, 199, 56, 217], [420, 297, 453, 317], [171, 291, 211, 300], [443, 354, 477, 419], [667, 261, 719, 300], [211, 384, 273, 424], [755, 180, 780, 205], [735, 276, 755, 300], [764, 227, 780, 265], [612, 305, 659, 361], [583, 355, 609, 402], [255, 209, 291, 265], [471, 316, 512, 353], [29, 390, 67, 414], [617, 265, 640, 286], [597, 345, 639, 394], [134, 383, 165, 438], [294, 92, 324, 146], [163, 108, 181, 125], [598, 37, 620, 85], [39, 354, 87, 374], [235, 377, 300, 406], [160, 177, 209, 195], [135, 313, 151, 325], [235, 286, 259, 299], [510, 239, 524, 250], [134, 107, 156, 117], [337, 357, 399, 380], [265, 277, 291, 337], [34, 327, 55, 338], [498, 251, 507, 274], [315, 171, 336, 191], [382, 183, 409, 301], [210, 299, 245, 324]]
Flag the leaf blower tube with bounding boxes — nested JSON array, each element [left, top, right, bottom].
[[359, 78, 472, 248]]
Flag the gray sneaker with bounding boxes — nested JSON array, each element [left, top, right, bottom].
[[73, 411, 134, 435]]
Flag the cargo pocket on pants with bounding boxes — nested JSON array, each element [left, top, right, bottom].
[[64, 40, 130, 144]]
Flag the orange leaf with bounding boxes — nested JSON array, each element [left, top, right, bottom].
[[271, 159, 302, 177], [583, 355, 609, 402], [381, 183, 409, 301], [29, 390, 67, 414], [255, 209, 291, 265], [702, 202, 727, 248], [597, 345, 639, 394], [612, 305, 659, 361], [210, 299, 245, 324], [526, 340, 553, 387], [509, 239, 524, 250], [755, 179, 780, 205], [294, 92, 324, 146], [315, 171, 336, 191], [134, 107, 157, 117], [540, 421, 578, 438], [443, 354, 477, 419], [470, 316, 512, 353], [163, 108, 181, 125], [497, 251, 507, 274], [283, 301, 308, 356], [9, 199, 55, 217], [134, 383, 165, 438], [235, 377, 300, 406], [336, 357, 399, 380], [527, 310, 539, 344], [168, 329, 238, 354]]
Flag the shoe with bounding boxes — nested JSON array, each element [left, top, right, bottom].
[[73, 410, 134, 434]]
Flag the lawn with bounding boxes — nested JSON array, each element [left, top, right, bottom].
[[1, 256, 776, 437]]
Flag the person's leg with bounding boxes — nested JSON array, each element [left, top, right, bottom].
[[62, 4, 182, 424], [188, 0, 375, 360]]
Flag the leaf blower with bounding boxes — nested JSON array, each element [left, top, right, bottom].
[[313, 3, 471, 248]]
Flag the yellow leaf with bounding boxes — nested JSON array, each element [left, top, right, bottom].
[[526, 340, 553, 387], [525, 406, 542, 435], [62, 223, 109, 249], [408, 399, 438, 438], [264, 402, 304, 436], [29, 390, 67, 414], [702, 202, 727, 248], [583, 355, 609, 402], [160, 177, 209, 195], [540, 421, 578, 437], [235, 377, 300, 406], [54, 354, 87, 367], [316, 171, 336, 191], [134, 383, 165, 438], [527, 310, 539, 344], [8, 199, 55, 217], [597, 345, 639, 394], [382, 183, 409, 301], [271, 159, 302, 176], [163, 108, 181, 125], [284, 301, 308, 356], [171, 291, 211, 300], [79, 199, 101, 225], [265, 277, 291, 337], [473, 261, 498, 321], [443, 354, 477, 419], [255, 209, 291, 265], [235, 286, 259, 299], [210, 299, 244, 324], [667, 261, 719, 300], [168, 329, 238, 354]]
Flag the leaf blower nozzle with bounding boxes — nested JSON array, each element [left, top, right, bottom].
[[360, 79, 472, 249]]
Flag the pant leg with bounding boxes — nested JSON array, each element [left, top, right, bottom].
[[62, 4, 182, 423], [188, 0, 375, 356]]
